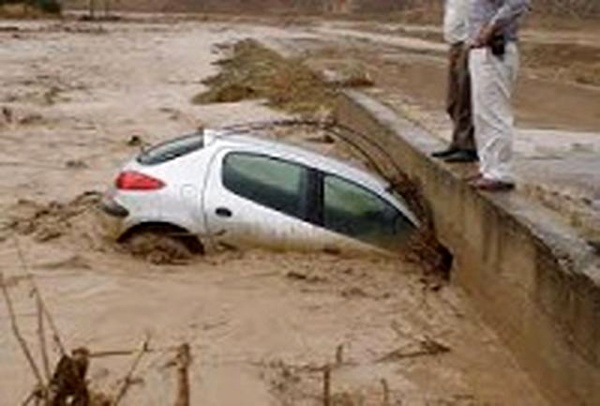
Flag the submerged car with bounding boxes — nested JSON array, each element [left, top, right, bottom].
[[100, 128, 419, 256]]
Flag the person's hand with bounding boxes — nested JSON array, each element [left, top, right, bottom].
[[472, 24, 496, 48]]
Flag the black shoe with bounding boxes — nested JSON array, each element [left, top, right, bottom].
[[431, 147, 458, 158], [443, 149, 479, 163], [470, 177, 515, 191]]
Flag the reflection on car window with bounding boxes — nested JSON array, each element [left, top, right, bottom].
[[223, 153, 308, 219], [323, 175, 414, 250], [137, 133, 204, 165]]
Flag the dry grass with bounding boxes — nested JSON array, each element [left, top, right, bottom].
[[0, 2, 60, 18], [1, 3, 43, 18]]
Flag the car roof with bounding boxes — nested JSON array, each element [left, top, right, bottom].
[[204, 129, 392, 194]]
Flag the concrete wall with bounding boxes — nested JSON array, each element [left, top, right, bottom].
[[336, 90, 600, 406]]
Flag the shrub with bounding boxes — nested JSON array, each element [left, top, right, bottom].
[[36, 0, 61, 14], [0, 0, 62, 14]]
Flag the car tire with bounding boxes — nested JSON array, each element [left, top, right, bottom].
[[125, 231, 194, 264]]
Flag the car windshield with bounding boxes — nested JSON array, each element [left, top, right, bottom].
[[137, 133, 204, 165]]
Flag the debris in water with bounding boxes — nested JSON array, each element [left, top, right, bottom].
[[125, 232, 194, 265], [376, 336, 451, 363], [126, 134, 144, 147], [340, 286, 368, 298], [18, 112, 44, 125], [35, 254, 92, 271], [305, 133, 335, 144], [172, 343, 192, 406], [113, 336, 151, 405], [1, 106, 13, 123], [286, 270, 327, 284], [47, 348, 91, 405], [6, 191, 102, 243], [65, 159, 88, 169]]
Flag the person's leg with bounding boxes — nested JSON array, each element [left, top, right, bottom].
[[433, 44, 462, 158], [437, 44, 478, 162], [446, 44, 461, 124], [453, 45, 476, 152], [469, 45, 518, 188]]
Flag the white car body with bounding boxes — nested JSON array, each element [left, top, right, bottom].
[[101, 129, 419, 255]]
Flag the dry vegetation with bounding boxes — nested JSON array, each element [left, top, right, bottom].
[[193, 39, 369, 116], [0, 0, 61, 17], [0, 3, 54, 18], [1, 262, 192, 405]]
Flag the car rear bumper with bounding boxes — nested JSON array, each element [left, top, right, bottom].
[[98, 196, 128, 240]]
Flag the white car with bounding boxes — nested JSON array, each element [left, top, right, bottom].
[[100, 127, 419, 257]]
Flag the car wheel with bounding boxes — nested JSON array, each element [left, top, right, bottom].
[[125, 231, 194, 264]]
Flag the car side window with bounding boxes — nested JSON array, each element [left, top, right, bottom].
[[323, 175, 414, 250], [222, 153, 308, 220]]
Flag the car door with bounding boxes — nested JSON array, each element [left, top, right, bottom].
[[318, 172, 416, 251], [203, 149, 330, 251]]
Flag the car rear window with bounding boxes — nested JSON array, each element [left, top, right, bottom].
[[137, 133, 204, 165]]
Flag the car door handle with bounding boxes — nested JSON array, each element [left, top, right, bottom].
[[215, 207, 233, 218]]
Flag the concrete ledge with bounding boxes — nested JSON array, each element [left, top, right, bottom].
[[336, 90, 600, 406]]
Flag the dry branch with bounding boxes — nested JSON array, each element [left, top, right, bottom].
[[376, 337, 450, 363], [14, 237, 66, 356], [113, 336, 151, 405], [335, 344, 344, 366], [20, 391, 35, 406], [0, 272, 44, 389], [323, 364, 331, 406], [381, 378, 390, 406], [173, 343, 192, 406], [36, 295, 51, 382], [89, 343, 182, 359]]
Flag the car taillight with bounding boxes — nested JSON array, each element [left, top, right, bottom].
[[115, 171, 165, 191]]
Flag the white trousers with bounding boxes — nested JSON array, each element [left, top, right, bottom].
[[469, 44, 519, 183]]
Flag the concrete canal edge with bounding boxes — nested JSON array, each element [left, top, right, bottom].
[[335, 90, 600, 405]]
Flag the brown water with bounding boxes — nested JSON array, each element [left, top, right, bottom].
[[0, 18, 547, 405]]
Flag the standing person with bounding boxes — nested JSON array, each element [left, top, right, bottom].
[[432, 0, 478, 163], [468, 0, 530, 191]]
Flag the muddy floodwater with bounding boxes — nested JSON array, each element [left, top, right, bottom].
[[0, 19, 547, 404]]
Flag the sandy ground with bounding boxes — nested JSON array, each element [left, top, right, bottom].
[[0, 17, 555, 405]]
